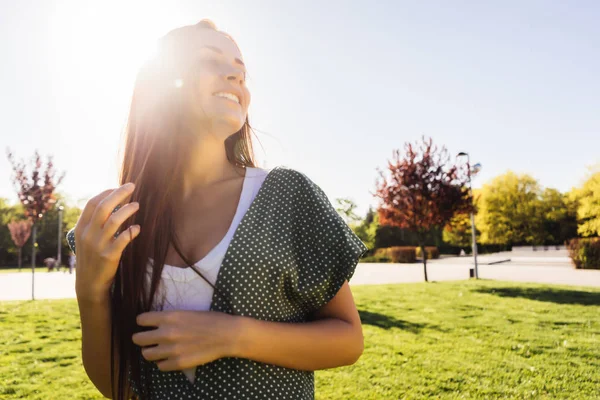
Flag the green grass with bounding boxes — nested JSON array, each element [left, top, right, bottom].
[[0, 267, 57, 274], [1, 280, 599, 399]]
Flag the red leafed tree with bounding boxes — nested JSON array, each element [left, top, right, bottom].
[[6, 149, 65, 299], [374, 137, 472, 281], [7, 219, 33, 271]]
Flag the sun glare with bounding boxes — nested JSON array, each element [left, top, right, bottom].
[[50, 2, 170, 110]]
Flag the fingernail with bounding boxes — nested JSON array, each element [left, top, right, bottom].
[[124, 182, 135, 189]]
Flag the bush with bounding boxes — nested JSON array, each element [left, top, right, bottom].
[[375, 246, 416, 263], [439, 243, 513, 255], [479, 244, 512, 254], [568, 238, 600, 269], [415, 246, 440, 260], [438, 244, 463, 255], [361, 256, 392, 263]]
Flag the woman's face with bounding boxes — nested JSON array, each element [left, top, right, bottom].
[[187, 29, 250, 138]]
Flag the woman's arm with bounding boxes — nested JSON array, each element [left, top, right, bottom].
[[134, 280, 364, 372], [69, 183, 140, 399], [78, 294, 131, 399], [233, 280, 364, 371]]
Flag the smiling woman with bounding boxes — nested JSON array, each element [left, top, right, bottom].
[[66, 18, 367, 400]]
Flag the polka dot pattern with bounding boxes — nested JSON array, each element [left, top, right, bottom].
[[66, 165, 369, 399]]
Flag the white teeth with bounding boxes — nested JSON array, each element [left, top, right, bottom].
[[215, 92, 240, 104]]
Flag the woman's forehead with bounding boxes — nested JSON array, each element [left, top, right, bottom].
[[195, 29, 243, 61]]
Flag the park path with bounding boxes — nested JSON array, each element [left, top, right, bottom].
[[1, 257, 599, 301]]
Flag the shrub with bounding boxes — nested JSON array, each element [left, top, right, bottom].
[[438, 244, 462, 255], [415, 246, 440, 260], [568, 238, 600, 269], [361, 256, 392, 263], [375, 246, 417, 263], [479, 244, 512, 254]]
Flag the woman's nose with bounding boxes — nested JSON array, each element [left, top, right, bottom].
[[226, 69, 244, 84]]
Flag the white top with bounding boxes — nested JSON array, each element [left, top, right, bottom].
[[146, 166, 269, 383]]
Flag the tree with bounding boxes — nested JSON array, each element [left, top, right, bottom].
[[352, 207, 378, 251], [0, 195, 81, 269], [476, 171, 544, 245], [334, 198, 361, 225], [7, 220, 33, 271], [6, 149, 65, 300], [540, 188, 578, 244], [0, 198, 25, 266], [573, 171, 600, 237], [443, 212, 477, 248], [374, 136, 472, 281]]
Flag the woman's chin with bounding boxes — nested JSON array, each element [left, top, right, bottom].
[[213, 115, 246, 135]]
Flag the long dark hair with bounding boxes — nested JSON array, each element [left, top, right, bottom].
[[112, 20, 257, 399]]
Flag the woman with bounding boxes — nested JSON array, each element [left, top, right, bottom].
[[67, 19, 368, 400]]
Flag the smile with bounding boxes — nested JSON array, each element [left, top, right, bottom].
[[214, 92, 241, 105]]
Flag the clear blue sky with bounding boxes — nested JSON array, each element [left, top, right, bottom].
[[1, 0, 598, 218]]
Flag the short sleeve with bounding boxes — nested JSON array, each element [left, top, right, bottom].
[[287, 169, 369, 316], [66, 227, 77, 254]]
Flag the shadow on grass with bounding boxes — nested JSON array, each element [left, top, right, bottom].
[[358, 310, 436, 333], [474, 287, 600, 306]]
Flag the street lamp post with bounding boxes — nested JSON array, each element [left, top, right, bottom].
[[457, 152, 479, 279], [57, 204, 64, 270]]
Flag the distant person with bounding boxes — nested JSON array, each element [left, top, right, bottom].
[[68, 253, 76, 274], [65, 19, 368, 400], [43, 257, 56, 271]]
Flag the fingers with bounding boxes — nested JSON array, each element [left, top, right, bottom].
[[109, 224, 141, 256], [90, 183, 136, 232], [75, 188, 115, 236], [137, 311, 166, 327], [140, 345, 173, 362], [101, 201, 140, 242], [156, 355, 194, 372], [132, 329, 162, 347]]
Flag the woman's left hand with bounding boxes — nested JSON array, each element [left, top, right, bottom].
[[132, 310, 241, 371]]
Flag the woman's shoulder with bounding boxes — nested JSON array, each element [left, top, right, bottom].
[[265, 165, 323, 191]]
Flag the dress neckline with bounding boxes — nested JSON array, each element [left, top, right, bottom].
[[161, 167, 256, 273]]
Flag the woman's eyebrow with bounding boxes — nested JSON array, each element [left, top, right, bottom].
[[199, 45, 246, 67]]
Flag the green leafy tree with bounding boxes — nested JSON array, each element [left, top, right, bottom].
[[476, 171, 545, 245], [540, 188, 578, 244], [573, 171, 600, 237], [353, 207, 378, 251], [334, 197, 361, 225], [443, 212, 476, 248]]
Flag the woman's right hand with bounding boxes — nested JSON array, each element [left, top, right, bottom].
[[73, 182, 141, 302]]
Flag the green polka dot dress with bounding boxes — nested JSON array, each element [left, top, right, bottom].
[[66, 165, 369, 399]]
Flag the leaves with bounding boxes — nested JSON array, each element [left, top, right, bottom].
[[476, 172, 578, 245], [6, 149, 65, 224], [574, 171, 600, 237], [7, 219, 33, 248], [374, 136, 472, 236]]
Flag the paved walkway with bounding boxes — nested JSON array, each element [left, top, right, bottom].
[[1, 258, 599, 301]]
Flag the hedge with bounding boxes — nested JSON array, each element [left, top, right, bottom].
[[568, 238, 600, 269], [375, 246, 417, 263], [415, 246, 440, 260]]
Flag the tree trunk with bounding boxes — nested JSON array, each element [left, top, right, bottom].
[[18, 247, 22, 271], [420, 243, 428, 282], [31, 224, 36, 301]]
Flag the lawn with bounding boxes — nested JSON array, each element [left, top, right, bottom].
[[0, 267, 54, 274], [1, 280, 599, 399]]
